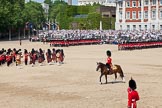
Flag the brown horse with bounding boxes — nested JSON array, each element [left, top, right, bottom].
[[96, 62, 125, 84]]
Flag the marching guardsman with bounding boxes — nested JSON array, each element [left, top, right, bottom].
[[127, 78, 140, 108], [13, 48, 16, 62], [60, 49, 65, 64], [46, 49, 52, 64], [24, 49, 29, 65], [1, 49, 6, 65], [56, 49, 61, 65], [7, 48, 12, 63], [15, 51, 22, 66], [6, 52, 12, 67], [52, 48, 56, 63], [0, 51, 2, 66], [38, 48, 45, 66], [30, 48, 36, 67], [105, 50, 112, 73]]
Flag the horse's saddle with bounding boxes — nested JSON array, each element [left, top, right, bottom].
[[111, 65, 117, 70]]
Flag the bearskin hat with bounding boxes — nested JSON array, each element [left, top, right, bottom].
[[106, 50, 111, 56], [13, 48, 16, 51], [52, 48, 55, 52], [56, 49, 61, 54], [24, 49, 28, 54], [129, 77, 137, 90]]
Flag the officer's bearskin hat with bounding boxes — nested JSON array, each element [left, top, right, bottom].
[[13, 48, 16, 51], [129, 77, 137, 90], [24, 49, 28, 54], [106, 50, 111, 57]]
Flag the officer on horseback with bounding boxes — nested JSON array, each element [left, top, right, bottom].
[[106, 50, 112, 73]]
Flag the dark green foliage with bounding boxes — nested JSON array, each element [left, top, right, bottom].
[[23, 1, 45, 29], [0, 0, 25, 31], [49, 2, 115, 30], [0, 0, 115, 36], [102, 17, 115, 30], [0, 0, 46, 38]]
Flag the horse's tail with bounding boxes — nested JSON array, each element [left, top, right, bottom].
[[115, 65, 124, 78], [119, 65, 124, 78], [115, 65, 125, 82]]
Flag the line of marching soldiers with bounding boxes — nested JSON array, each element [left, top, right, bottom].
[[0, 48, 65, 67]]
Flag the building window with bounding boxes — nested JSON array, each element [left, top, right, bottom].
[[139, 25, 141, 30], [152, 0, 156, 5], [132, 11, 136, 19], [119, 11, 122, 20], [126, 1, 130, 7], [138, 11, 141, 19], [133, 25, 136, 30], [160, 25, 162, 30], [144, 11, 148, 19], [119, 2, 123, 8], [160, 0, 162, 5], [153, 25, 155, 30], [132, 1, 136, 7], [144, 0, 148, 5], [160, 10, 162, 19], [126, 12, 130, 19], [127, 25, 130, 30], [145, 25, 147, 30], [120, 25, 122, 30], [138, 0, 141, 7], [152, 10, 156, 19]]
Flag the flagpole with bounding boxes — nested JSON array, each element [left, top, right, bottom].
[[100, 21, 102, 31]]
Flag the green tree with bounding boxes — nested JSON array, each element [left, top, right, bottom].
[[55, 4, 69, 29], [87, 12, 101, 29], [23, 1, 45, 30], [0, 0, 25, 40]]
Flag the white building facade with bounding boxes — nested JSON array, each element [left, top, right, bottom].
[[115, 0, 162, 30], [78, 0, 116, 7], [41, 3, 49, 21], [68, 0, 72, 5]]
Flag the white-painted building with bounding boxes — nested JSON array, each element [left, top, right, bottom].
[[78, 0, 116, 7], [41, 3, 49, 14], [68, 0, 72, 5], [115, 0, 162, 30], [41, 3, 49, 21]]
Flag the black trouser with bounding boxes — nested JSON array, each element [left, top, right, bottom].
[[7, 61, 10, 67], [106, 63, 110, 69], [25, 59, 28, 65], [13, 57, 16, 62], [2, 59, 5, 64]]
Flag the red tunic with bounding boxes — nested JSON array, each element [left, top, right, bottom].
[[60, 53, 64, 62], [127, 88, 140, 108], [0, 55, 3, 62], [33, 53, 37, 62], [46, 53, 52, 63], [0, 55, 2, 61], [24, 54, 28, 60], [52, 52, 56, 61], [2, 55, 5, 61], [6, 55, 11, 62], [106, 57, 112, 65]]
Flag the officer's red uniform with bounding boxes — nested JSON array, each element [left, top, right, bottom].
[[24, 53, 28, 65], [106, 57, 112, 66], [127, 87, 140, 108]]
